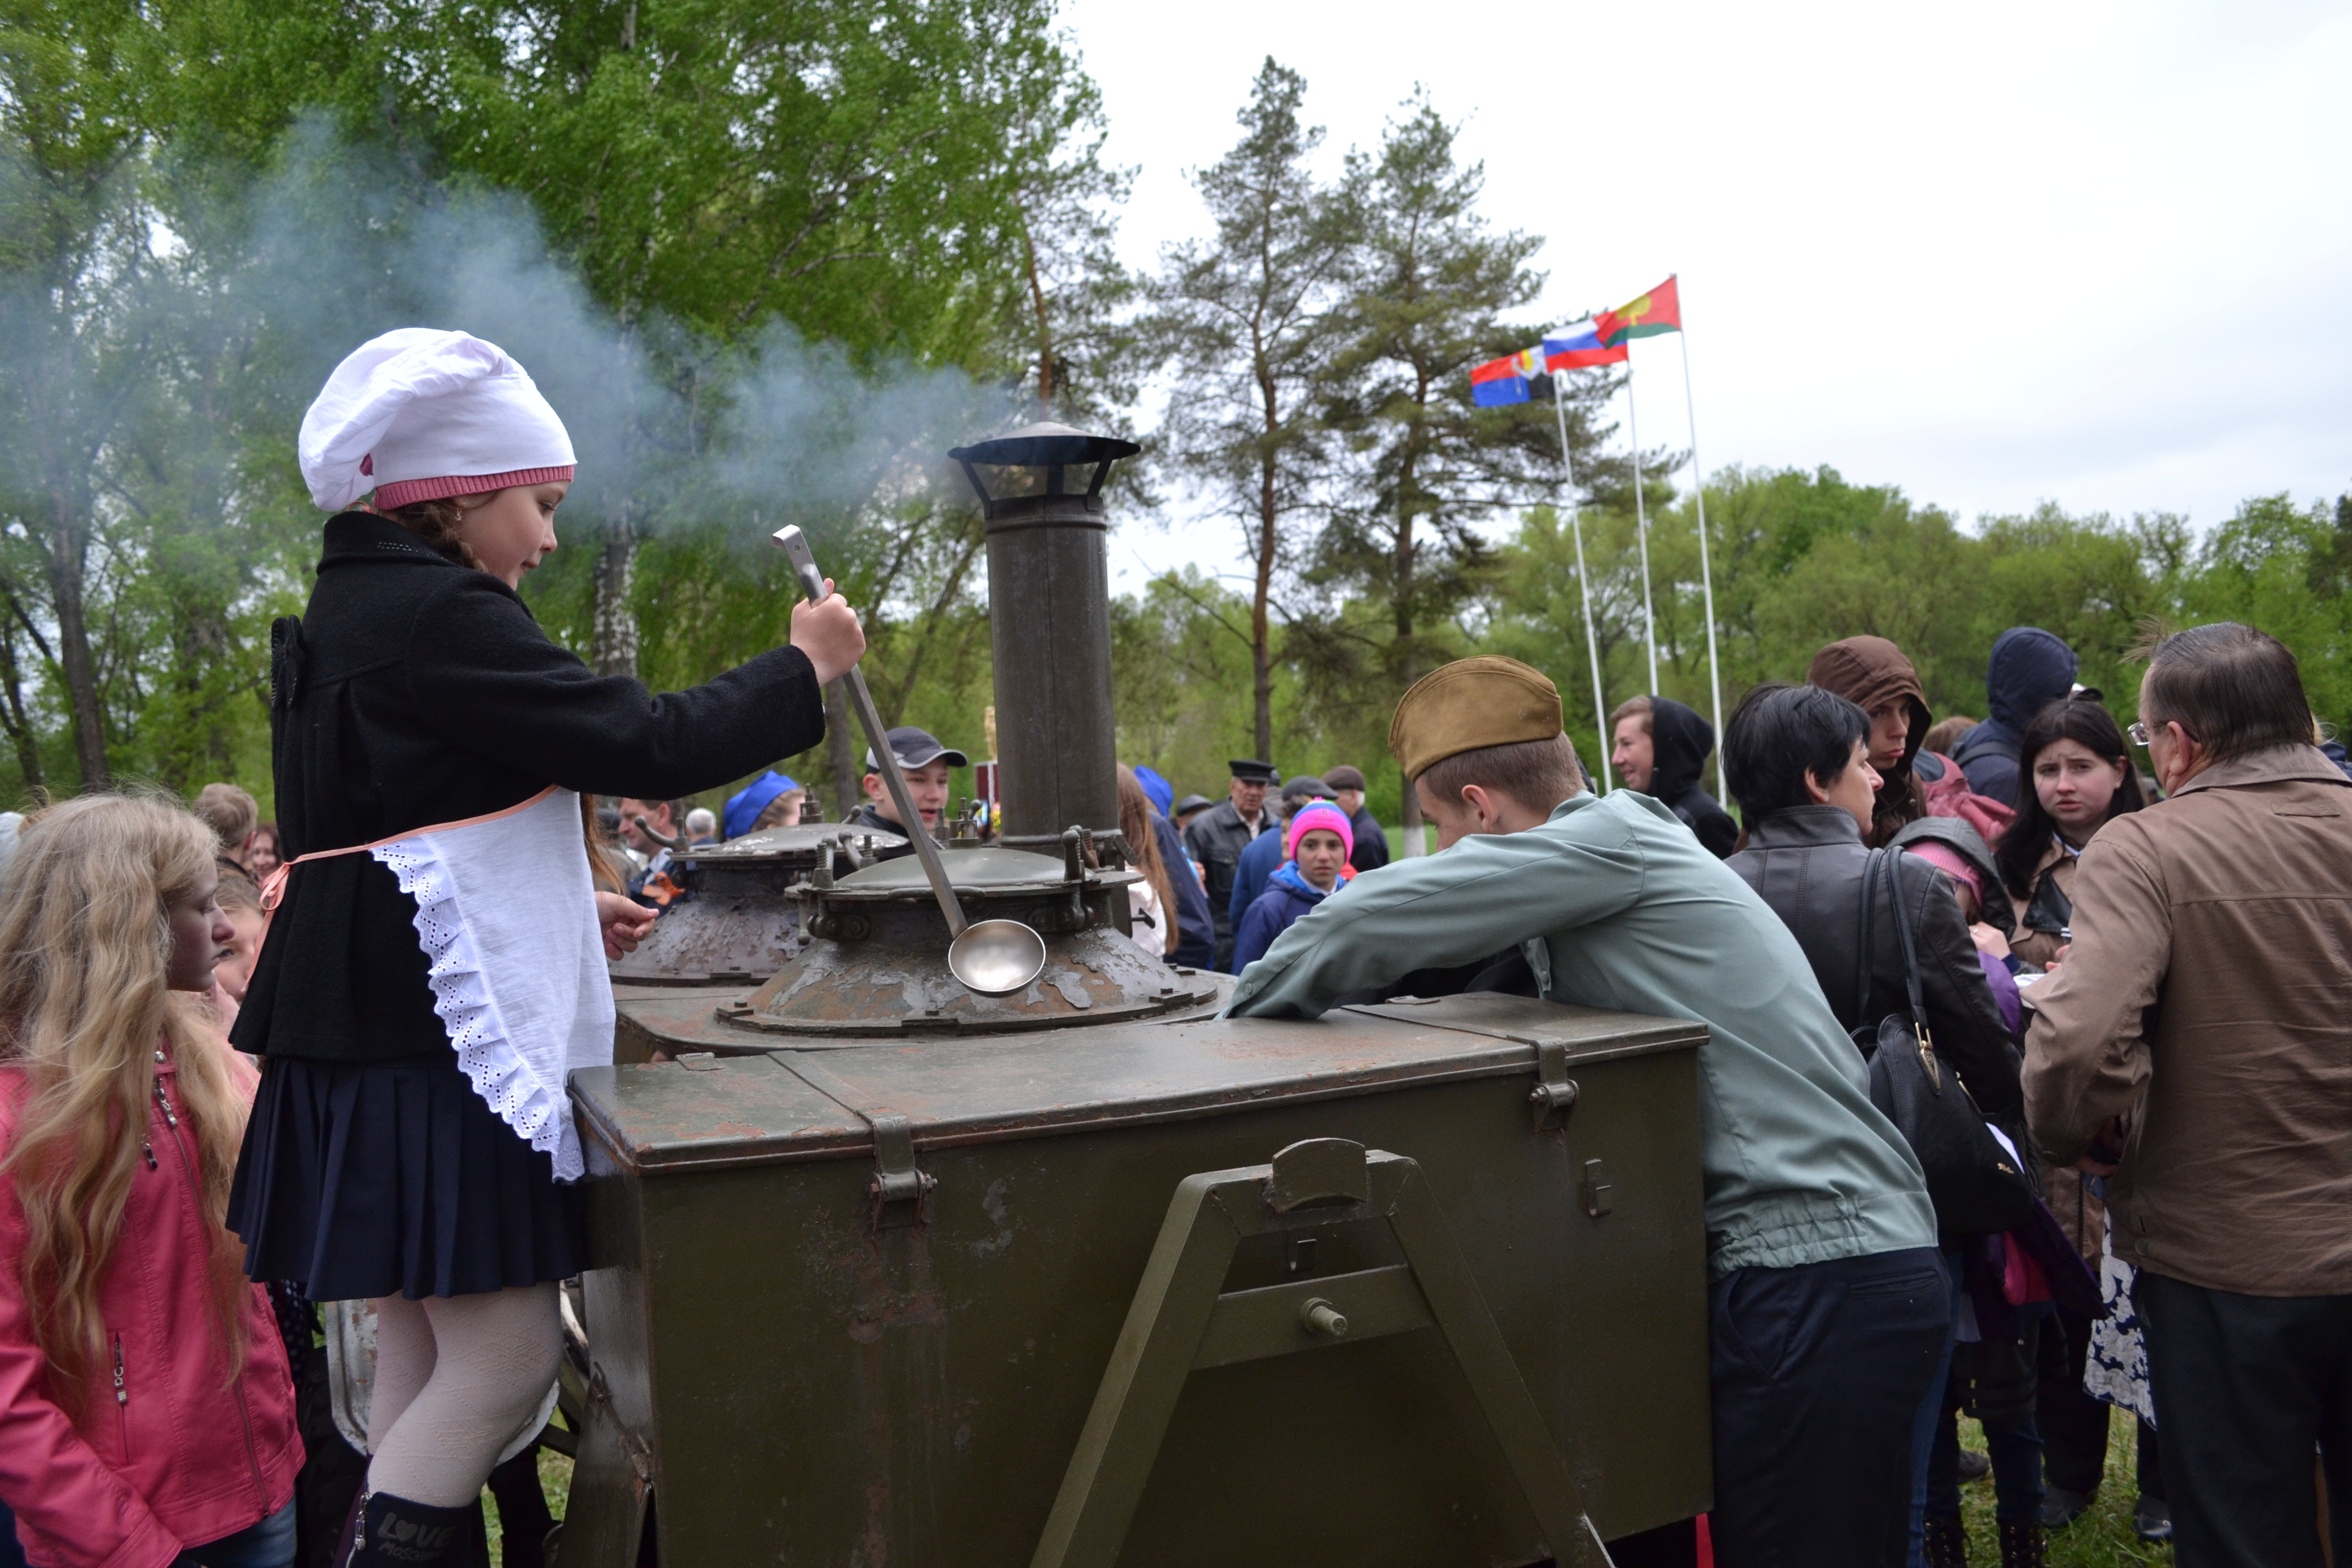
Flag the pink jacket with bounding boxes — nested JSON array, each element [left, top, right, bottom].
[[0, 1042, 302, 1568]]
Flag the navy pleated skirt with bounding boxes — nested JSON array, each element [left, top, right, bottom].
[[228, 1054, 587, 1302]]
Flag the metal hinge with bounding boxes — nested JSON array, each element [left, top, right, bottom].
[[773, 1052, 939, 1232], [867, 1111, 938, 1231], [1529, 1040, 1580, 1132]]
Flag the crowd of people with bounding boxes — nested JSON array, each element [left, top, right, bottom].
[[1222, 622, 2352, 1568], [0, 315, 2344, 1568]]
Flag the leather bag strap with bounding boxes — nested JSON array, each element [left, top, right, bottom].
[[1884, 846, 1931, 1048]]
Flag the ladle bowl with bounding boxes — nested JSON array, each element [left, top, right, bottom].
[[947, 918, 1049, 997]]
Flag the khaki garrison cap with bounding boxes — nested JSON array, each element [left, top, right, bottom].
[[1388, 656, 1564, 780]]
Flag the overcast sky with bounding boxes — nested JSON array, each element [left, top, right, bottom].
[[1063, 0, 2352, 590]]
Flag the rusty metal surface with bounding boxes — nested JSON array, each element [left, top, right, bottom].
[[608, 823, 905, 986], [573, 996, 1707, 1175], [669, 842, 1218, 1039]]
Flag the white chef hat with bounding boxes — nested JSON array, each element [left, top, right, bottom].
[[298, 328, 577, 512]]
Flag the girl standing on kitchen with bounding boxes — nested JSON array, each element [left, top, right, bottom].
[[227, 329, 865, 1565]]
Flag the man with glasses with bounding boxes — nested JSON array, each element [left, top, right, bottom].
[[2026, 623, 2352, 1568]]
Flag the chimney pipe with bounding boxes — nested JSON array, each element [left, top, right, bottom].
[[948, 424, 1141, 856]]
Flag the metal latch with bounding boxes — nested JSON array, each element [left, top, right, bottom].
[[868, 1111, 936, 1231], [1581, 1159, 1613, 1219], [1529, 1040, 1580, 1132]]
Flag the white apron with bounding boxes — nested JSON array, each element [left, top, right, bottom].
[[264, 786, 614, 1180]]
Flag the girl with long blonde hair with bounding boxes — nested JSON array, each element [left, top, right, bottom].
[[0, 794, 301, 1567]]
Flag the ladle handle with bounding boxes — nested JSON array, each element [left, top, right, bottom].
[[772, 526, 968, 937]]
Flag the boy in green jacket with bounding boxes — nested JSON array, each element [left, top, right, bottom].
[[1227, 656, 1946, 1564]]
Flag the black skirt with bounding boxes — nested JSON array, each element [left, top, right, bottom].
[[229, 1054, 588, 1301]]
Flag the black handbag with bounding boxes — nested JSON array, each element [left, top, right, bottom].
[[1852, 850, 2037, 1236]]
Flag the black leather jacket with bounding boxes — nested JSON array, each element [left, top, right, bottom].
[[1727, 805, 2023, 1122]]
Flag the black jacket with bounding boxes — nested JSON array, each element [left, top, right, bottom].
[[233, 512, 826, 1063], [1952, 628, 2078, 809], [842, 801, 924, 859], [1182, 798, 1272, 966], [1726, 804, 2023, 1123], [1648, 697, 1738, 859], [1346, 807, 1391, 873]]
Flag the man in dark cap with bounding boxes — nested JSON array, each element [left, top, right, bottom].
[[1226, 655, 1943, 1567], [1171, 794, 1215, 829], [844, 725, 967, 858], [1321, 765, 1389, 872], [1226, 776, 1334, 964], [1184, 758, 1278, 970], [1609, 695, 1738, 857]]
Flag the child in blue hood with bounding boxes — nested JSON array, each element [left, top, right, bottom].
[[1230, 801, 1354, 972]]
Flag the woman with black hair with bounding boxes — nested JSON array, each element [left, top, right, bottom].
[[1995, 699, 2146, 971], [1723, 682, 2041, 1568]]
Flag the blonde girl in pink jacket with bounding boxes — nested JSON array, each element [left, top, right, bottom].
[[0, 795, 302, 1567]]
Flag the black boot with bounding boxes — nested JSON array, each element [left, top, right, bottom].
[[350, 1491, 473, 1566], [1923, 1511, 1967, 1568], [1997, 1517, 2045, 1568]]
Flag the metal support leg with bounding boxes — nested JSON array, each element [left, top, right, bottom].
[[1032, 1138, 1614, 1568]]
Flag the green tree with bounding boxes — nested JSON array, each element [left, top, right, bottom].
[[1147, 59, 1353, 765], [1311, 89, 1598, 835]]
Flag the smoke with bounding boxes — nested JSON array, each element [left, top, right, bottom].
[[11, 115, 1018, 554], [295, 123, 1015, 538]]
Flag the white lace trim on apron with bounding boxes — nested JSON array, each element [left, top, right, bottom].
[[370, 787, 614, 1181]]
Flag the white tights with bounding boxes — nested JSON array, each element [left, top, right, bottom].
[[366, 1283, 562, 1508]]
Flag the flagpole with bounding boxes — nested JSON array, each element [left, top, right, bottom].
[[1675, 277, 1726, 800], [1549, 371, 1612, 791], [1627, 355, 1660, 696]]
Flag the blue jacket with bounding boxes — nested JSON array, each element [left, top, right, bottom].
[[1226, 790, 1937, 1280], [1231, 863, 1335, 973], [1227, 828, 1291, 961], [1152, 810, 1216, 969], [1953, 628, 2078, 809]]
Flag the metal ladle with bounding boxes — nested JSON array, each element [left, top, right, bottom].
[[771, 527, 1047, 997]]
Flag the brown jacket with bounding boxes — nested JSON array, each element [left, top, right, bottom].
[[2023, 745, 2352, 1295], [2006, 837, 2078, 970]]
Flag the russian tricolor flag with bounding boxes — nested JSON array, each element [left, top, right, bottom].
[[1543, 318, 1630, 371], [1470, 347, 1553, 407]]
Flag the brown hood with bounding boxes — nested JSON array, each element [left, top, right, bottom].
[[1807, 635, 1931, 777]]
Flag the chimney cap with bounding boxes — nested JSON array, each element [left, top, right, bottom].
[[948, 422, 1140, 469]]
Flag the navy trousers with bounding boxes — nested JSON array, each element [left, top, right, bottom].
[[1710, 1246, 1951, 1567], [2137, 1271, 2352, 1568]]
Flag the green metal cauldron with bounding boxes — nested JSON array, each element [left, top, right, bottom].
[[559, 990, 1710, 1567]]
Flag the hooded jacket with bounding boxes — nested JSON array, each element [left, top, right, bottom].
[[1953, 629, 2079, 810], [1807, 636, 1940, 849], [1231, 862, 1339, 972], [1646, 697, 1739, 858]]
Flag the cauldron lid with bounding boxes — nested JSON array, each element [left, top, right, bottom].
[[947, 422, 1139, 469]]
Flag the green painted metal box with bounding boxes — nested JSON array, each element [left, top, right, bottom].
[[560, 991, 1712, 1567]]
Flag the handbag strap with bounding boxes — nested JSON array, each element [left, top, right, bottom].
[[1853, 849, 1881, 1029], [1883, 846, 1933, 1050]]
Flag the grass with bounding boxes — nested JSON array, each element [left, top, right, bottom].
[[483, 1406, 2164, 1563], [479, 1433, 573, 1561], [1957, 1406, 2170, 1566]]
